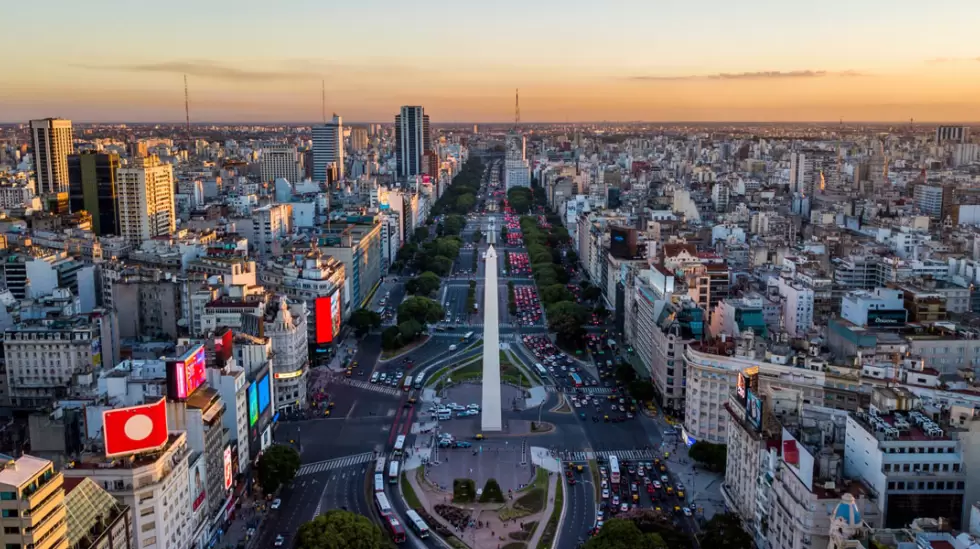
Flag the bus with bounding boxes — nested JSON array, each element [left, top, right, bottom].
[[463, 331, 474, 341], [375, 492, 393, 515], [404, 509, 431, 538], [569, 373, 583, 388], [388, 460, 400, 483], [403, 376, 413, 391], [413, 373, 425, 389], [374, 473, 385, 493], [381, 513, 407, 544], [609, 455, 621, 485], [375, 457, 387, 475], [534, 363, 548, 377], [393, 435, 406, 456]]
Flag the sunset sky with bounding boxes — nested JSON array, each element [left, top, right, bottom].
[[3, 0, 980, 123]]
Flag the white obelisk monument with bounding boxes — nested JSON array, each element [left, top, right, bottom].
[[481, 244, 503, 431]]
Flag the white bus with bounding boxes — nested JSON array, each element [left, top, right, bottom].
[[403, 376, 413, 391], [413, 373, 425, 389], [463, 331, 474, 340], [404, 509, 431, 538], [609, 455, 621, 485], [374, 473, 385, 493], [393, 435, 406, 456], [388, 460, 400, 484], [375, 457, 387, 475], [375, 492, 393, 515], [534, 363, 548, 377]]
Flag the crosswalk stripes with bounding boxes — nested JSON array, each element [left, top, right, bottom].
[[545, 386, 614, 395], [295, 452, 375, 477], [340, 378, 402, 397], [561, 449, 659, 462]]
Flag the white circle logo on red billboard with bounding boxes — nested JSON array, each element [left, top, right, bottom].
[[124, 414, 154, 441]]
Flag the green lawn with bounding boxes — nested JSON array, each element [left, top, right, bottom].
[[401, 472, 421, 509], [537, 481, 563, 549]]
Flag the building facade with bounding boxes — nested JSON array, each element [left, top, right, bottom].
[[67, 152, 121, 237], [30, 118, 74, 196], [395, 106, 431, 179], [116, 156, 175, 246], [312, 115, 344, 182]]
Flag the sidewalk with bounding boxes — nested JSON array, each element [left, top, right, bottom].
[[218, 496, 266, 549], [526, 472, 559, 549]]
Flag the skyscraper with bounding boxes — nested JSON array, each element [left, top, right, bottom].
[[395, 106, 431, 180], [260, 144, 302, 183], [312, 115, 344, 182], [30, 118, 74, 195], [67, 151, 121, 236], [116, 155, 175, 245]]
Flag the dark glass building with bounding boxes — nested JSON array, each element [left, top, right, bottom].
[[67, 152, 120, 236]]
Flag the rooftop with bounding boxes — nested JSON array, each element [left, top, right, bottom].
[[0, 454, 52, 488]]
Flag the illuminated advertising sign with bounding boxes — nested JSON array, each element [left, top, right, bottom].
[[330, 291, 342, 338], [315, 296, 333, 344], [223, 447, 234, 490], [746, 390, 763, 431], [258, 375, 271, 413], [167, 345, 207, 400], [736, 372, 748, 405], [248, 383, 258, 427], [274, 371, 303, 380], [191, 456, 207, 511], [103, 398, 169, 458], [867, 309, 908, 327]]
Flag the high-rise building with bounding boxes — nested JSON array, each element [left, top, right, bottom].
[[116, 155, 175, 245], [260, 145, 302, 183], [349, 127, 369, 152], [312, 115, 344, 182], [395, 106, 431, 179], [936, 125, 969, 145], [67, 152, 121, 236], [30, 118, 74, 195], [0, 454, 69, 549]]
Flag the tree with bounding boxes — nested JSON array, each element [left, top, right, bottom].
[[629, 510, 692, 548], [398, 319, 423, 341], [583, 518, 666, 549], [397, 296, 444, 326], [349, 308, 382, 336], [442, 214, 466, 236], [295, 509, 388, 549], [425, 255, 454, 276], [381, 326, 401, 350], [455, 193, 476, 212], [628, 380, 656, 402], [547, 301, 588, 345], [406, 271, 441, 296], [697, 513, 753, 549], [479, 478, 505, 503], [257, 444, 300, 493], [616, 363, 637, 384], [583, 286, 603, 301], [565, 249, 579, 265], [413, 226, 430, 243], [688, 441, 728, 472], [541, 283, 574, 305]]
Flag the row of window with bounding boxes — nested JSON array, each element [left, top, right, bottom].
[[883, 461, 959, 473], [887, 480, 964, 491]]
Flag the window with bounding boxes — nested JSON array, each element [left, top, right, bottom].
[[0, 492, 15, 500], [1, 510, 17, 518], [3, 527, 19, 535]]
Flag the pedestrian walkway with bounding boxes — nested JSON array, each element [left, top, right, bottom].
[[295, 452, 375, 477], [545, 386, 614, 395], [339, 378, 402, 397], [560, 449, 658, 462]]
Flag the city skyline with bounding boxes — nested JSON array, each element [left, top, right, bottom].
[[3, 0, 980, 123]]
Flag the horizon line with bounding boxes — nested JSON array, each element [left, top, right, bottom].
[[1, 119, 978, 126]]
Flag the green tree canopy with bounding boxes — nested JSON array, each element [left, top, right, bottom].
[[689, 441, 728, 472], [349, 308, 382, 336], [547, 301, 588, 344], [398, 319, 424, 341], [397, 296, 444, 326], [541, 283, 575, 305], [697, 513, 753, 549], [455, 193, 476, 212], [257, 444, 300, 493], [381, 326, 401, 350], [583, 518, 666, 549], [406, 271, 442, 296], [413, 226, 430, 243], [295, 509, 388, 549], [583, 286, 603, 301], [424, 255, 454, 276], [479, 478, 506, 503], [442, 214, 466, 236], [628, 380, 656, 402]]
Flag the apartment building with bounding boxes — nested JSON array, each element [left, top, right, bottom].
[[116, 156, 175, 246], [0, 454, 69, 549]]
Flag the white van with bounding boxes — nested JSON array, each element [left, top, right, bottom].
[[437, 410, 452, 421], [370, 372, 380, 383]]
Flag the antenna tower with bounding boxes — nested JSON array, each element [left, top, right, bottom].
[[515, 88, 521, 128], [321, 80, 326, 123], [184, 75, 190, 138]]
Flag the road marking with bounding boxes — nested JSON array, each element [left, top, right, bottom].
[[545, 386, 614, 395], [295, 452, 375, 477], [561, 449, 659, 462], [340, 378, 402, 397]]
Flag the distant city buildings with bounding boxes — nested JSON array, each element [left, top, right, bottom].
[[30, 117, 74, 196]]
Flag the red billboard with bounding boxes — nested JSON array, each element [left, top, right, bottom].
[[223, 446, 234, 490], [103, 398, 169, 457], [167, 345, 207, 400], [315, 296, 333, 344]]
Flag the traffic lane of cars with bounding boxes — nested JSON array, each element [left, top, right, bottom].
[[594, 458, 694, 535]]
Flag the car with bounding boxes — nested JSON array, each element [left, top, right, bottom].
[[274, 535, 285, 547], [271, 499, 282, 509], [683, 507, 693, 517], [620, 503, 629, 513], [611, 495, 619, 506], [660, 475, 669, 483], [676, 482, 686, 491], [653, 481, 662, 489]]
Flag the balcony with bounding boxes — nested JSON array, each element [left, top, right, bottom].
[[24, 472, 62, 510]]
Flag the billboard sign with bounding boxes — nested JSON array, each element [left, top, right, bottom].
[[258, 375, 271, 413], [223, 447, 234, 490], [190, 455, 207, 511], [167, 345, 207, 400], [781, 428, 815, 491], [315, 296, 333, 344], [736, 371, 748, 406], [248, 383, 259, 427], [746, 390, 762, 431], [331, 291, 342, 338], [103, 398, 169, 458], [867, 309, 907, 327]]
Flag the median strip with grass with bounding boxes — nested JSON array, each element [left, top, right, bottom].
[[400, 472, 422, 509], [536, 481, 563, 549]]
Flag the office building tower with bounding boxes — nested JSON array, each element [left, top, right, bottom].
[[116, 155, 175, 245], [260, 145, 302, 183], [312, 115, 344, 182], [395, 106, 431, 179], [30, 118, 74, 195], [0, 454, 69, 549], [349, 127, 369, 152], [68, 152, 121, 236], [936, 125, 969, 145]]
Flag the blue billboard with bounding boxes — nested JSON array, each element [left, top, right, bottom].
[[248, 383, 258, 427], [258, 375, 271, 413]]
